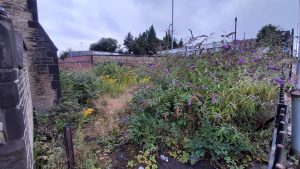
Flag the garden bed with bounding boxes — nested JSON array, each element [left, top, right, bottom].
[[34, 50, 294, 169]]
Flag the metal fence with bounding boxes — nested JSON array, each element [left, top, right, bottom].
[[268, 84, 287, 169]]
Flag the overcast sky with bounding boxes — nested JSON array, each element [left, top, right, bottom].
[[37, 0, 298, 52]]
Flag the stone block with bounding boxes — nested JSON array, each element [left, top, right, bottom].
[[15, 34, 25, 68], [0, 139, 28, 169], [0, 69, 18, 83], [0, 15, 16, 69], [0, 82, 19, 108], [48, 64, 59, 74], [51, 80, 60, 89], [3, 107, 25, 141], [27, 21, 38, 28]]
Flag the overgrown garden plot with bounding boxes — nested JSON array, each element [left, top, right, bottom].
[[34, 50, 294, 169]]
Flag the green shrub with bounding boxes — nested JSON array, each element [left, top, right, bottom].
[[128, 54, 284, 168]]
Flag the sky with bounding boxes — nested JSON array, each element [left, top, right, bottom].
[[37, 0, 298, 52]]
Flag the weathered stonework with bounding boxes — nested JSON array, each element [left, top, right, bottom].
[[0, 0, 61, 168], [0, 0, 61, 111], [0, 13, 33, 169]]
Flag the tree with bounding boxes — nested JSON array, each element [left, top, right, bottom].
[[173, 39, 178, 49], [89, 38, 118, 52], [162, 30, 172, 50], [147, 25, 159, 54], [162, 31, 183, 49], [124, 32, 134, 54], [132, 32, 148, 55], [59, 48, 72, 60], [256, 24, 282, 47], [178, 38, 184, 48], [130, 25, 159, 55]]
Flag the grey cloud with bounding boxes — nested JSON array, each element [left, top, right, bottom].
[[37, 0, 298, 51]]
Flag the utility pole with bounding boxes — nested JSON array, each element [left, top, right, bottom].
[[298, 24, 300, 58], [292, 29, 294, 57], [297, 0, 300, 88], [234, 17, 237, 54], [171, 0, 174, 53]]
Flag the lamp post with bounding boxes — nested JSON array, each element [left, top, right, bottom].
[[297, 1, 300, 59], [171, 0, 174, 53], [291, 0, 300, 159], [297, 0, 300, 88]]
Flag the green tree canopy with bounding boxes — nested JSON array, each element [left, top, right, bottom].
[[162, 31, 183, 49], [131, 25, 160, 55], [127, 25, 184, 54], [147, 25, 159, 54], [124, 32, 134, 54], [59, 48, 72, 60], [256, 24, 282, 47], [162, 30, 172, 50], [132, 32, 148, 55], [178, 38, 184, 48], [90, 38, 118, 52], [173, 39, 178, 49]]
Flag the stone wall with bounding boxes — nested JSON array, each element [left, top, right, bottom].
[[0, 0, 61, 111], [0, 13, 33, 169]]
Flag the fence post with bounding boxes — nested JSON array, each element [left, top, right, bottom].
[[290, 64, 293, 79], [297, 155, 300, 169], [64, 124, 75, 169], [298, 156, 300, 169], [91, 55, 94, 66]]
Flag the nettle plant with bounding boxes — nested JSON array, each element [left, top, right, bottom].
[[128, 44, 292, 168]]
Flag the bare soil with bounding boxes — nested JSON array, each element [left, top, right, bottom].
[[84, 87, 136, 139]]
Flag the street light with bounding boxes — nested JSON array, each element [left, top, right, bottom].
[[171, 0, 174, 52], [297, 0, 300, 59]]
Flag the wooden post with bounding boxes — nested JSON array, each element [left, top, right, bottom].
[[297, 155, 300, 169], [64, 125, 75, 169], [91, 54, 94, 66]]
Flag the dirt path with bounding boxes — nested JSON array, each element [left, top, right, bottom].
[[84, 87, 136, 139]]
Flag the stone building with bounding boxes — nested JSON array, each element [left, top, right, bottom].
[[0, 0, 61, 111], [0, 0, 61, 168]]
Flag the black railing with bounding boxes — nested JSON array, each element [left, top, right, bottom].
[[268, 84, 288, 169]]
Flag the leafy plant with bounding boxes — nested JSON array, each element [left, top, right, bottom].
[[128, 52, 291, 168]]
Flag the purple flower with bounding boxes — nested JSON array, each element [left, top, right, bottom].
[[251, 57, 262, 63], [187, 99, 192, 107], [149, 64, 155, 68], [275, 78, 285, 86], [212, 95, 217, 104], [189, 64, 196, 71], [222, 44, 231, 50], [289, 79, 297, 85], [238, 58, 245, 65], [163, 68, 169, 74], [247, 69, 254, 74], [234, 39, 241, 44], [267, 65, 280, 71]]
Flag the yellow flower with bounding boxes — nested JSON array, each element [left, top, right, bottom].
[[82, 108, 94, 117], [140, 76, 151, 84], [100, 75, 117, 85]]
